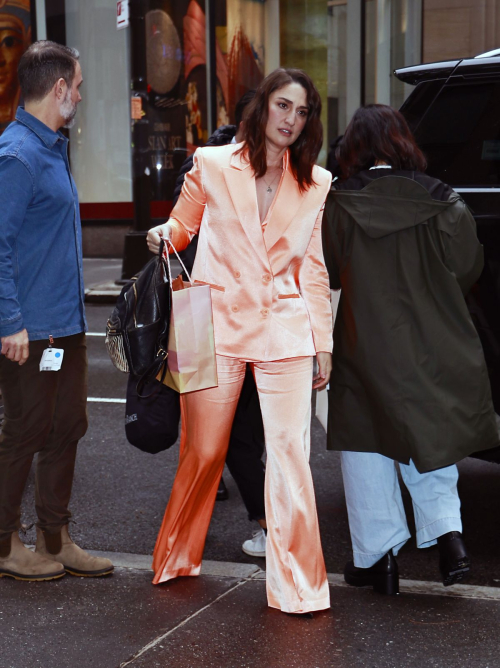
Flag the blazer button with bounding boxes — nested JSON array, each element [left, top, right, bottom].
[[262, 273, 272, 283], [234, 271, 241, 278], [231, 305, 239, 313], [260, 308, 269, 317]]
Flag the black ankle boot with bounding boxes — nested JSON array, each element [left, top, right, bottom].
[[344, 552, 399, 595], [437, 532, 470, 586]]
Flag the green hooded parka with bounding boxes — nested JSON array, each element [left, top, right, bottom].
[[322, 169, 498, 472]]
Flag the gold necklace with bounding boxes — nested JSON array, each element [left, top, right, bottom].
[[262, 168, 282, 194]]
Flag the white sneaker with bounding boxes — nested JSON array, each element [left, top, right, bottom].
[[242, 528, 266, 557]]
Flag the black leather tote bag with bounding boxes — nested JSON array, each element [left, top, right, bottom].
[[105, 241, 171, 391]]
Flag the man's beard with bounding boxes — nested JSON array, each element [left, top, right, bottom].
[[60, 90, 77, 129]]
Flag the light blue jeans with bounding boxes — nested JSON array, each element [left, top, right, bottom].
[[341, 451, 462, 568]]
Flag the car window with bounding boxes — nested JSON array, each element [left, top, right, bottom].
[[399, 79, 444, 132], [412, 81, 500, 187]]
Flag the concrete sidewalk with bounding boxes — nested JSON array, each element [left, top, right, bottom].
[[2, 554, 500, 668], [83, 258, 124, 303]]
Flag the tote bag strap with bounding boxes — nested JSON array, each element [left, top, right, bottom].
[[163, 238, 194, 286]]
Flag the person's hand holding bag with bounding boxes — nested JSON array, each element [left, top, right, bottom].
[[147, 222, 173, 255]]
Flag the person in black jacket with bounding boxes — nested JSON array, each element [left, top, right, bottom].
[[173, 90, 268, 558]]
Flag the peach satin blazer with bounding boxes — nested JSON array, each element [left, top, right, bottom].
[[168, 142, 333, 362]]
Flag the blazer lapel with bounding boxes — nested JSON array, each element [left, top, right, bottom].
[[264, 159, 306, 252], [222, 149, 270, 265]]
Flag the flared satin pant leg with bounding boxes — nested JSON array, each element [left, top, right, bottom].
[[253, 357, 330, 614], [152, 356, 246, 583]]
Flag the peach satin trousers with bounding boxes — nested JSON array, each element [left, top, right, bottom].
[[152, 355, 330, 614]]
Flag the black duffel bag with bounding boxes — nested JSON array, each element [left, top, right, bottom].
[[125, 374, 180, 454], [105, 241, 171, 391]]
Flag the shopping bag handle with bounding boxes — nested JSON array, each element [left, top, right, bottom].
[[162, 238, 194, 286]]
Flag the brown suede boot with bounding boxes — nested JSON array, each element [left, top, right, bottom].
[[36, 526, 114, 577], [0, 532, 65, 582]]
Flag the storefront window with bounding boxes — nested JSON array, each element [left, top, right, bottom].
[[65, 0, 132, 203], [280, 0, 328, 163], [181, 0, 209, 153], [215, 0, 266, 125], [363, 0, 421, 109], [31, 0, 439, 210], [125, 0, 266, 205], [327, 1, 347, 147], [282, 0, 421, 166]]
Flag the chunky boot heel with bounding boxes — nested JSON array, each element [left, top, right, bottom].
[[344, 552, 399, 596], [442, 560, 470, 587], [285, 612, 314, 619], [438, 532, 470, 586], [372, 572, 399, 596]]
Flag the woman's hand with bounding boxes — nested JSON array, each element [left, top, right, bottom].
[[313, 351, 332, 390], [147, 222, 173, 254]]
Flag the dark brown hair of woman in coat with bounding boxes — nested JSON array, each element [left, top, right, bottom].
[[336, 104, 427, 179], [237, 68, 323, 191]]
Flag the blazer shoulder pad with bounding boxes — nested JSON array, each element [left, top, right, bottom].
[[196, 142, 236, 167], [312, 164, 333, 187]]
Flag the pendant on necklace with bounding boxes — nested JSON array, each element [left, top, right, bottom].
[[267, 187, 272, 193]]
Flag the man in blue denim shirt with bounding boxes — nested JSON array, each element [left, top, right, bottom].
[[0, 41, 113, 581]]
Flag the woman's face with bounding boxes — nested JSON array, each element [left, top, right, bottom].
[[265, 82, 308, 151]]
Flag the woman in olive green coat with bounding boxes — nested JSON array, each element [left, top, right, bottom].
[[321, 104, 498, 595]]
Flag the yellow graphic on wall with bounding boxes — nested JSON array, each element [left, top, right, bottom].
[[0, 0, 31, 135]]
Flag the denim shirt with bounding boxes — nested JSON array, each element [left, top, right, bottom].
[[0, 108, 86, 340]]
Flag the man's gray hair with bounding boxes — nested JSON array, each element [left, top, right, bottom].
[[18, 41, 80, 103]]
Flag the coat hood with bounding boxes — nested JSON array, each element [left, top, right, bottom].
[[332, 175, 461, 239]]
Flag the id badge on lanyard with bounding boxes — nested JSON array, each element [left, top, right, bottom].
[[40, 335, 64, 372]]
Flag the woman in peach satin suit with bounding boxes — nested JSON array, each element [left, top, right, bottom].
[[147, 68, 333, 616]]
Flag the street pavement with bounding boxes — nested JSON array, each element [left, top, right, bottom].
[[2, 258, 500, 668]]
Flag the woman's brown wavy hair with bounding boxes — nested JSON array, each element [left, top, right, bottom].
[[237, 68, 323, 192], [337, 104, 427, 179]]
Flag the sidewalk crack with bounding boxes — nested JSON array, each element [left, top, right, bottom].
[[119, 576, 252, 667]]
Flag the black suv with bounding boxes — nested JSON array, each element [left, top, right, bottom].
[[395, 51, 500, 458]]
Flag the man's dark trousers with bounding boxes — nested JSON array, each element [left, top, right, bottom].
[[0, 334, 88, 539]]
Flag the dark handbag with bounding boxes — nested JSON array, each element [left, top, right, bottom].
[[105, 241, 171, 391], [125, 374, 180, 454]]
